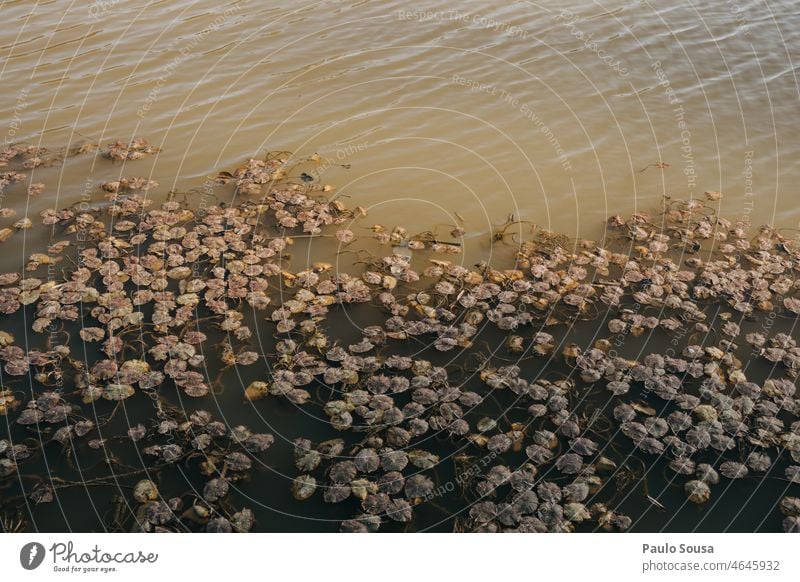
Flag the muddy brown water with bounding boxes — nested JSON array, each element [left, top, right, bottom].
[[1, 1, 799, 532], [2, 0, 799, 250]]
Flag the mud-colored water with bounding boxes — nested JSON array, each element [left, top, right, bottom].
[[2, 0, 799, 247]]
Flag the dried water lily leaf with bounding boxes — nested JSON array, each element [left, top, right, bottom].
[[386, 498, 413, 522], [30, 484, 54, 504], [79, 327, 105, 342], [555, 453, 583, 474], [335, 229, 355, 244], [225, 452, 252, 471], [243, 433, 274, 452], [0, 458, 17, 477], [404, 474, 434, 499], [0, 387, 20, 413], [684, 480, 710, 504], [330, 460, 358, 484], [354, 448, 380, 473], [103, 383, 135, 401], [350, 480, 377, 501], [231, 508, 255, 532], [783, 297, 800, 315], [407, 449, 439, 469], [719, 461, 749, 479], [783, 516, 800, 533], [133, 480, 159, 503], [104, 138, 161, 161], [203, 478, 229, 503], [324, 484, 351, 504], [16, 408, 43, 425], [780, 497, 800, 517], [75, 420, 95, 437], [291, 475, 317, 500], [183, 383, 210, 397], [128, 424, 147, 441]]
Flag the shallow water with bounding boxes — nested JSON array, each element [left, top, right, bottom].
[[2, 0, 799, 247]]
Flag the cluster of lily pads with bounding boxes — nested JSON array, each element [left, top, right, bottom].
[[1, 140, 799, 532], [2, 391, 271, 532]]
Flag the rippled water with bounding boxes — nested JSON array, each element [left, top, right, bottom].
[[2, 0, 799, 248], [2, 1, 799, 533]]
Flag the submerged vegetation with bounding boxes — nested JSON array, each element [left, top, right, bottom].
[[1, 139, 799, 533]]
